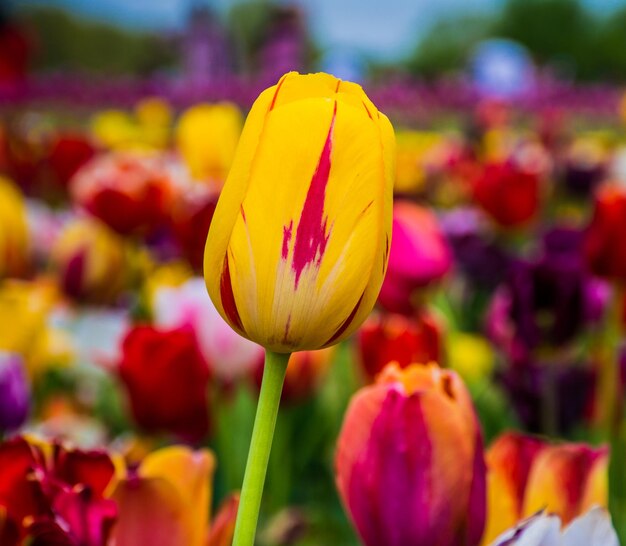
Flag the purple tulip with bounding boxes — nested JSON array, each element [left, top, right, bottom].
[[0, 352, 30, 433], [442, 207, 511, 289], [498, 359, 595, 434], [486, 226, 605, 362], [561, 161, 605, 197]]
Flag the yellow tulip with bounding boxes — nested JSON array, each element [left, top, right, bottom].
[[394, 130, 443, 194], [51, 218, 127, 304], [446, 332, 495, 384], [135, 97, 173, 149], [0, 279, 71, 375], [90, 109, 140, 149], [204, 72, 395, 352], [111, 446, 215, 546], [176, 102, 243, 188], [0, 176, 29, 278]]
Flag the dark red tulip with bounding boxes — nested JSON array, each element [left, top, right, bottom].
[[118, 325, 211, 441]]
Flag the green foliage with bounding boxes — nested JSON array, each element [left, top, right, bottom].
[[494, 0, 592, 76], [407, 0, 626, 82], [407, 16, 492, 78], [18, 6, 175, 75]]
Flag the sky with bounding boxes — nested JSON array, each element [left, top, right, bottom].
[[13, 0, 626, 61]]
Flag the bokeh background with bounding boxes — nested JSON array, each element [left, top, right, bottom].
[[3, 1, 626, 545], [6, 0, 626, 103]]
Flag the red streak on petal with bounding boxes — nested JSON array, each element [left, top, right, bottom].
[[291, 103, 337, 287], [282, 314, 292, 345], [383, 234, 390, 274], [326, 292, 364, 345], [240, 205, 246, 224], [362, 100, 373, 120], [282, 220, 293, 259], [269, 74, 288, 111], [220, 255, 243, 331]]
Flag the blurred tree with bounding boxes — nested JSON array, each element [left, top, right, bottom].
[[18, 7, 175, 75], [493, 0, 594, 79], [590, 7, 626, 82], [406, 16, 492, 78], [228, 1, 273, 75], [407, 0, 626, 82]]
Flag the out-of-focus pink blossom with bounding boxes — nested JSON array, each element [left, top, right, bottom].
[[152, 278, 264, 383]]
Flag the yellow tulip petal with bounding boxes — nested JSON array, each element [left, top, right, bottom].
[[111, 477, 193, 546], [140, 446, 215, 546], [205, 72, 394, 352]]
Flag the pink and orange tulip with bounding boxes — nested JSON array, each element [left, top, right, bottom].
[[336, 363, 486, 546]]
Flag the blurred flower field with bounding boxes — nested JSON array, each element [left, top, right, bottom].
[[1, 66, 626, 546]]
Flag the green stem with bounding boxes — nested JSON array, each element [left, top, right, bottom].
[[232, 350, 291, 546], [608, 286, 626, 543]]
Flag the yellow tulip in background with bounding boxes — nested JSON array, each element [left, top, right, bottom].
[[0, 176, 29, 278], [203, 72, 395, 546], [51, 217, 128, 304], [176, 102, 243, 188], [0, 280, 72, 376]]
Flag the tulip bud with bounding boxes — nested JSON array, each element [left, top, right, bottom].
[[356, 310, 442, 381], [204, 72, 394, 352], [336, 363, 486, 546], [584, 186, 626, 281], [378, 201, 451, 315], [51, 218, 127, 304], [0, 176, 29, 278], [176, 103, 243, 189], [0, 352, 29, 433]]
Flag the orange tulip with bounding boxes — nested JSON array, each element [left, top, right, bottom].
[[483, 431, 608, 544]]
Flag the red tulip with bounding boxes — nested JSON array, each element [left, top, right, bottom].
[[378, 201, 452, 314], [70, 152, 174, 236], [170, 186, 218, 271], [336, 363, 486, 546], [584, 186, 626, 281], [0, 436, 117, 545], [473, 162, 540, 228], [118, 325, 211, 441], [47, 133, 96, 189], [356, 310, 442, 381]]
